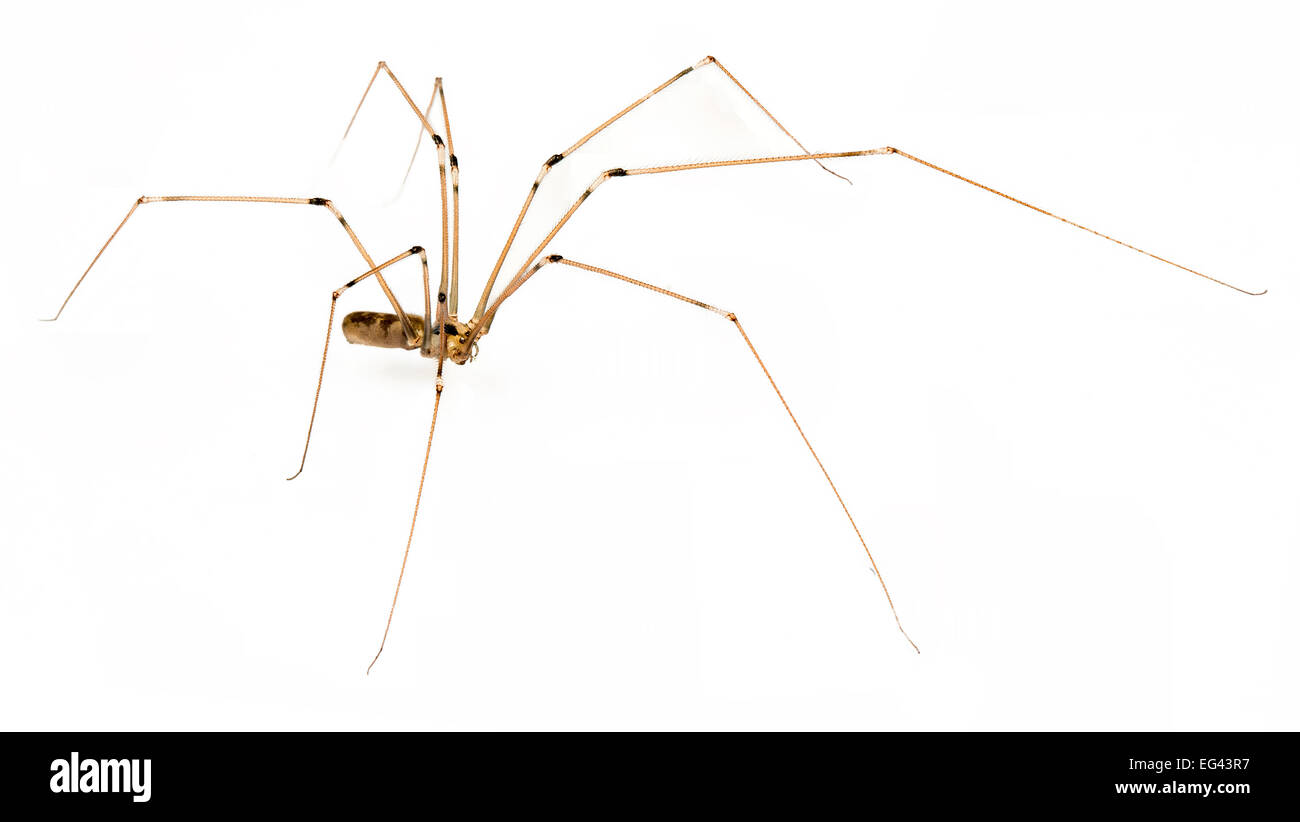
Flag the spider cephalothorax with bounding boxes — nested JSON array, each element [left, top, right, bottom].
[[440, 317, 476, 364]]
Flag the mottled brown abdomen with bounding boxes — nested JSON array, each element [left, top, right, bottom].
[[342, 311, 423, 350]]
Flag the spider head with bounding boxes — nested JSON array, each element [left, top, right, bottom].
[[435, 318, 477, 365]]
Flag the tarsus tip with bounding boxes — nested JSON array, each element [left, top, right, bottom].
[[824, 165, 854, 185], [901, 629, 920, 654]]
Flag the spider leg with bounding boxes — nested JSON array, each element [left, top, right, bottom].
[[288, 246, 434, 481], [41, 196, 424, 334], [40, 195, 435, 482], [335, 63, 454, 311], [398, 83, 439, 189], [472, 55, 845, 324], [368, 349, 447, 676], [480, 254, 920, 653], [402, 78, 461, 314], [885, 148, 1267, 295], [471, 147, 1263, 336], [400, 77, 456, 188], [706, 57, 852, 184]]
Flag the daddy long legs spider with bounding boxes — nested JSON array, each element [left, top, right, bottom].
[[42, 56, 1266, 673]]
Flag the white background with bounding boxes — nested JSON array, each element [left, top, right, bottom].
[[1, 1, 1296, 730]]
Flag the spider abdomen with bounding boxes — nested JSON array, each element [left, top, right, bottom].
[[342, 311, 422, 350]]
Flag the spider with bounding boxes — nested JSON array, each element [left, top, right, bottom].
[[42, 57, 1265, 673]]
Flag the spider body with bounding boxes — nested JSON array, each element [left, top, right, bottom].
[[342, 310, 476, 363]]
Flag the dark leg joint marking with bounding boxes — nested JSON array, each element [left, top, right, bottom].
[[438, 292, 447, 303], [545, 153, 564, 168], [410, 245, 424, 254], [608, 168, 627, 177], [546, 254, 563, 263], [308, 197, 330, 206]]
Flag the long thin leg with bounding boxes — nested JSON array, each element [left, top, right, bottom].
[[287, 246, 431, 480], [368, 352, 447, 675], [287, 296, 338, 482], [884, 148, 1266, 295], [399, 78, 460, 314], [411, 78, 460, 315], [627, 148, 1268, 296], [707, 57, 851, 184], [481, 254, 919, 652], [471, 55, 846, 324], [398, 86, 438, 188], [336, 63, 453, 315], [470, 146, 1263, 340], [729, 313, 918, 652], [278, 243, 449, 671], [42, 196, 423, 339]]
